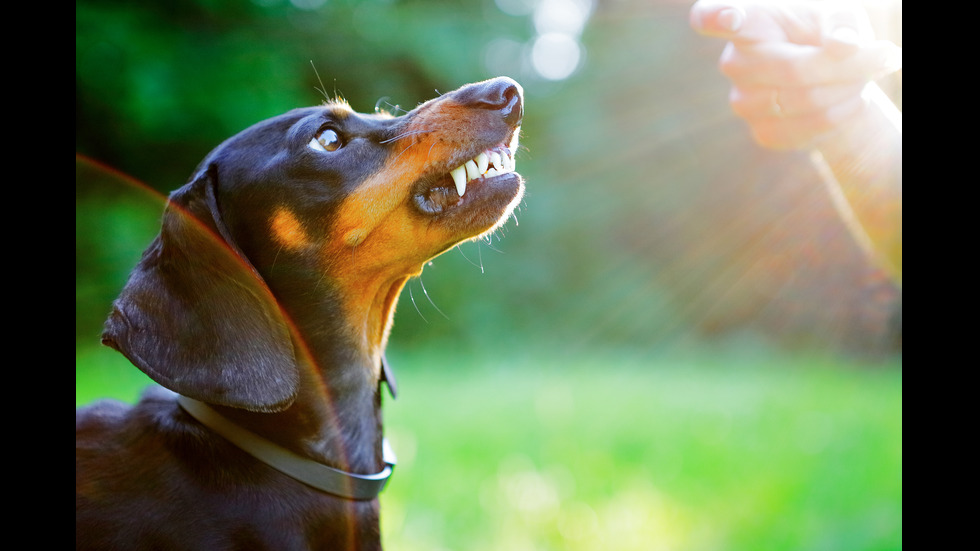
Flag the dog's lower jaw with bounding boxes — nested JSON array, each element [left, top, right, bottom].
[[468, 172, 525, 239], [323, 165, 524, 371]]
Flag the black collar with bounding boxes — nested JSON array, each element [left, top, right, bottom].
[[177, 395, 396, 500]]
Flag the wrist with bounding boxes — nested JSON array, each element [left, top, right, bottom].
[[813, 83, 901, 163]]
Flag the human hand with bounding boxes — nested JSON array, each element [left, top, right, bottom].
[[690, 0, 901, 150]]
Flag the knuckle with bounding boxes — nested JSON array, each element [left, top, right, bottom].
[[779, 61, 807, 85], [717, 43, 742, 79], [718, 57, 738, 79], [751, 122, 795, 151], [728, 88, 752, 118]]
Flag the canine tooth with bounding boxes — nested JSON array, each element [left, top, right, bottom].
[[450, 165, 467, 196], [490, 151, 502, 171], [464, 160, 480, 182], [476, 152, 489, 175]]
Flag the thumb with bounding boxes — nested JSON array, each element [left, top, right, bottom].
[[821, 3, 876, 58], [689, 0, 788, 43], [857, 40, 903, 79], [818, 5, 902, 77], [690, 1, 746, 37], [823, 26, 862, 58]]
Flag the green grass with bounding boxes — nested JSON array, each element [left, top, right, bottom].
[[76, 345, 902, 551]]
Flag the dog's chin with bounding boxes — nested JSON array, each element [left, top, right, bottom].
[[413, 170, 524, 241]]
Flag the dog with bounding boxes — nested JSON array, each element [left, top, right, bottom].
[[76, 77, 525, 550]]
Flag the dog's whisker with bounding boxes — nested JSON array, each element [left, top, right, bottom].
[[309, 60, 332, 103], [390, 137, 430, 164], [271, 243, 285, 271], [391, 141, 420, 164], [376, 98, 411, 116], [408, 285, 428, 323], [417, 276, 449, 320], [312, 272, 326, 294], [379, 129, 432, 144], [384, 130, 434, 163], [374, 97, 392, 114], [454, 244, 483, 273], [483, 235, 505, 254]]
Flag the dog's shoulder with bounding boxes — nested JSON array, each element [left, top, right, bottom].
[[77, 387, 235, 545], [76, 387, 359, 549], [75, 385, 210, 480], [76, 386, 180, 439]]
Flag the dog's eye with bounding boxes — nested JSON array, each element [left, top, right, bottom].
[[309, 129, 342, 153]]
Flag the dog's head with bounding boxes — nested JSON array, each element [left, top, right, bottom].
[[210, 76, 524, 278], [102, 77, 525, 412]]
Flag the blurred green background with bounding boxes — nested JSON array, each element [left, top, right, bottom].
[[76, 0, 902, 549]]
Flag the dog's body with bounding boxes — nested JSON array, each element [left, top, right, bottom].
[[76, 77, 525, 550]]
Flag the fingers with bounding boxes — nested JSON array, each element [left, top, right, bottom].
[[719, 39, 902, 88], [729, 82, 866, 120], [820, 2, 875, 58], [692, 0, 900, 151], [690, 0, 820, 44], [734, 89, 868, 150], [689, 1, 748, 38], [694, 0, 900, 84]]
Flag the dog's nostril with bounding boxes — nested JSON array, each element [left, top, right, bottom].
[[456, 77, 524, 126], [500, 85, 523, 126], [507, 98, 523, 126]]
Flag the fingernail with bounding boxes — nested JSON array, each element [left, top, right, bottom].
[[717, 7, 744, 33]]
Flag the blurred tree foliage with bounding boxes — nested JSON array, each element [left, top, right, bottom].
[[77, 0, 901, 360]]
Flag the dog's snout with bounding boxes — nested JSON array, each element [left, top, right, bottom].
[[454, 77, 524, 126]]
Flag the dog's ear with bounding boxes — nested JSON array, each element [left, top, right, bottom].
[[101, 166, 299, 413]]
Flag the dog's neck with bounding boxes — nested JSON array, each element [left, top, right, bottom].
[[341, 273, 411, 367], [215, 268, 400, 475]]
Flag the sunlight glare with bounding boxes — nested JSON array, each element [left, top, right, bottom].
[[528, 0, 593, 80], [532, 33, 581, 81]]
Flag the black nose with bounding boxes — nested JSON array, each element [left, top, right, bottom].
[[453, 77, 524, 126]]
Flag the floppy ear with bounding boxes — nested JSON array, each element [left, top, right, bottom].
[[101, 166, 299, 412]]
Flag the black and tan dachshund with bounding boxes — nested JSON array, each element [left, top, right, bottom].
[[76, 77, 525, 550]]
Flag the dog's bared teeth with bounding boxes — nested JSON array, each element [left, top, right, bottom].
[[490, 151, 503, 171], [447, 149, 518, 199], [464, 160, 480, 182], [501, 148, 514, 171], [450, 165, 467, 197]]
